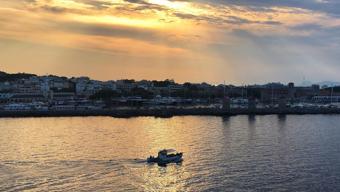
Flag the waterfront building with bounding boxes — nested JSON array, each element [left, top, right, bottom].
[[15, 78, 41, 94], [116, 80, 136, 92], [0, 82, 12, 91], [312, 96, 340, 103], [50, 104, 76, 111], [75, 80, 104, 97], [259, 83, 320, 103], [103, 81, 117, 91], [3, 103, 31, 111], [0, 93, 14, 104], [8, 93, 46, 103]]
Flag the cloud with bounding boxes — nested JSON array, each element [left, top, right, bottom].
[[209, 0, 340, 16], [1, 0, 340, 83], [16, 0, 339, 32]]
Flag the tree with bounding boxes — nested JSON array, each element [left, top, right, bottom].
[[0, 71, 36, 82], [152, 79, 174, 87], [130, 87, 154, 99], [90, 89, 120, 100]]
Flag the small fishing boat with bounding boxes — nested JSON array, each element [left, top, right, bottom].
[[147, 149, 183, 165]]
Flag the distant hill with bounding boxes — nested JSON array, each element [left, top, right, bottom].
[[0, 71, 36, 82], [300, 81, 340, 88], [323, 86, 340, 92], [317, 81, 340, 88]]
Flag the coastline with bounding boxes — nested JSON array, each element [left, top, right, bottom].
[[1, 108, 340, 118]]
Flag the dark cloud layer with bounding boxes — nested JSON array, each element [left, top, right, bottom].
[[1, 0, 340, 83], [201, 0, 340, 16]]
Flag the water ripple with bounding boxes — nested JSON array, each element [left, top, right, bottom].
[[0, 116, 340, 191]]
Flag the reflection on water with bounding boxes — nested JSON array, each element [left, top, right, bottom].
[[278, 115, 287, 128], [1, 115, 340, 191]]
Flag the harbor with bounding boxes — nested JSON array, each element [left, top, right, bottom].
[[1, 106, 340, 118]]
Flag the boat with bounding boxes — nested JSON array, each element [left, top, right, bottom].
[[147, 149, 183, 165]]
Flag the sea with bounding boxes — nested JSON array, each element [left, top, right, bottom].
[[0, 115, 340, 191]]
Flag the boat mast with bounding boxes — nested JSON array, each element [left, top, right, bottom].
[[331, 86, 334, 104], [223, 81, 226, 98], [271, 83, 274, 106]]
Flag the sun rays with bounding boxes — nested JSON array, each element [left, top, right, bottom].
[[1, 0, 340, 82]]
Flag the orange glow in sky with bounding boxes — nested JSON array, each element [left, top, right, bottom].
[[1, 0, 340, 83]]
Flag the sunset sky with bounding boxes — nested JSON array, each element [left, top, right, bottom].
[[1, 0, 340, 84]]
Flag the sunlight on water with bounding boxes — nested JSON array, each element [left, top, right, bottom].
[[1, 115, 340, 191]]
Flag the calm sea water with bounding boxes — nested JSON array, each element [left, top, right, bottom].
[[0, 115, 340, 191]]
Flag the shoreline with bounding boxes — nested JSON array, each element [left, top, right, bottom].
[[1, 108, 340, 118]]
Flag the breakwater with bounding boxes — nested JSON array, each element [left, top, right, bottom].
[[1, 107, 340, 118]]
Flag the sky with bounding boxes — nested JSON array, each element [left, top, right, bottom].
[[1, 0, 340, 84]]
